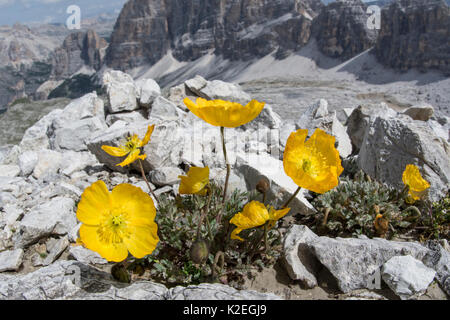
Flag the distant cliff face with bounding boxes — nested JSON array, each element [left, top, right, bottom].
[[105, 0, 324, 70], [0, 24, 61, 112], [51, 30, 108, 80], [375, 0, 450, 74], [0, 23, 63, 68], [313, 0, 379, 60], [0, 18, 116, 112], [104, 0, 450, 76]]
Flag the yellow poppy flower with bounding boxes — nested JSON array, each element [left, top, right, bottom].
[[101, 125, 155, 167], [76, 181, 159, 262], [230, 201, 290, 241], [283, 128, 343, 194], [178, 166, 210, 195], [402, 164, 430, 203], [183, 97, 265, 128]]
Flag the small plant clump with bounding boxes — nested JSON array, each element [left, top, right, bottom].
[[312, 171, 449, 240], [425, 192, 450, 240], [127, 183, 283, 289]]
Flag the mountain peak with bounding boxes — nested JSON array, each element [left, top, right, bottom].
[[105, 0, 325, 70]]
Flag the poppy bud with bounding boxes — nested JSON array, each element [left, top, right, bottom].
[[190, 239, 210, 264], [374, 214, 389, 237], [256, 177, 270, 194]]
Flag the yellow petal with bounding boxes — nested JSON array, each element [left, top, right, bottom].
[[230, 201, 269, 231], [283, 129, 308, 182], [117, 149, 146, 167], [402, 164, 430, 201], [123, 224, 159, 259], [230, 227, 244, 241], [268, 206, 291, 222], [266, 206, 290, 230], [110, 184, 157, 225], [141, 125, 155, 146], [77, 181, 111, 225], [179, 166, 210, 195], [183, 98, 265, 128], [283, 128, 343, 194], [79, 224, 128, 262], [309, 129, 344, 175], [101, 145, 129, 157]]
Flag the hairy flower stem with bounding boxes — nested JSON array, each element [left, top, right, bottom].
[[399, 185, 409, 200], [206, 217, 213, 242], [204, 189, 214, 241], [282, 186, 302, 209], [249, 227, 266, 260], [138, 159, 158, 205], [212, 251, 225, 278], [196, 210, 208, 240], [322, 207, 331, 227], [220, 220, 232, 252], [221, 127, 231, 203], [196, 190, 214, 240]]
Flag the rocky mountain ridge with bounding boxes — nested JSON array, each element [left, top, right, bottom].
[[313, 0, 378, 60], [104, 0, 449, 77], [0, 23, 63, 111], [0, 15, 115, 112], [50, 30, 108, 80], [375, 0, 450, 75], [0, 24, 64, 69], [105, 0, 324, 70]]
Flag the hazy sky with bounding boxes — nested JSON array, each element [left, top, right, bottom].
[[0, 0, 376, 26], [0, 0, 128, 26]]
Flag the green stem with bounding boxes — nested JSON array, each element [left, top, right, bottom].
[[282, 187, 302, 209], [399, 185, 409, 201], [212, 251, 225, 279], [221, 127, 230, 203], [206, 217, 214, 242], [249, 228, 265, 260], [196, 188, 213, 240], [196, 209, 208, 240], [322, 207, 331, 227], [205, 189, 214, 241], [222, 220, 232, 252], [138, 159, 158, 205]]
